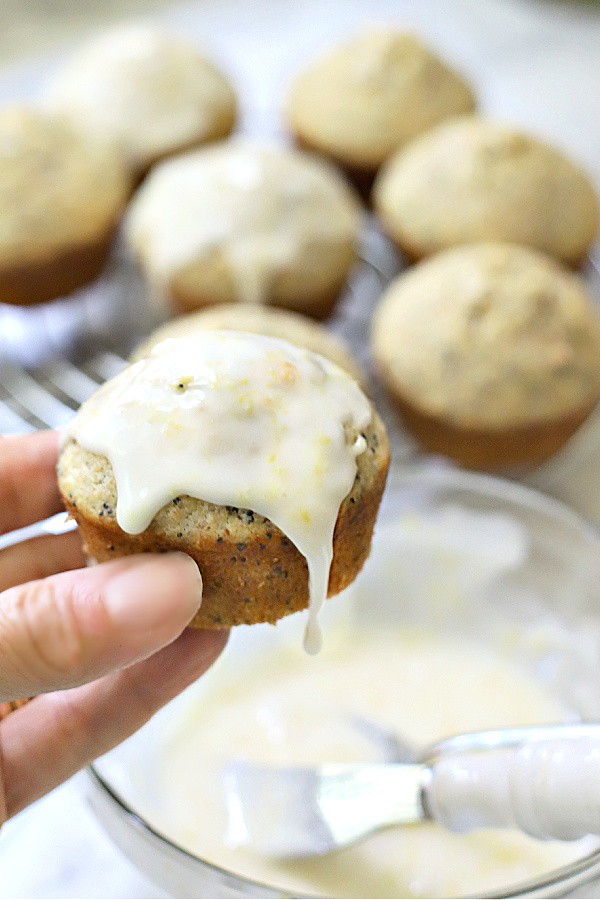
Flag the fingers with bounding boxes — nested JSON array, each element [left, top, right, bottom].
[[0, 626, 229, 818], [0, 431, 63, 534], [0, 530, 86, 593], [0, 553, 203, 701]]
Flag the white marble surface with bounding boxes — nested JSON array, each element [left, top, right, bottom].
[[0, 774, 168, 899], [2, 0, 600, 897]]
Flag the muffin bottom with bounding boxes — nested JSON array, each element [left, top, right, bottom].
[[392, 394, 597, 470], [168, 241, 357, 320], [293, 132, 378, 205], [67, 479, 385, 629], [377, 221, 592, 270], [0, 228, 117, 306]]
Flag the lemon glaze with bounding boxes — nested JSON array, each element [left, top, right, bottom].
[[63, 331, 373, 651]]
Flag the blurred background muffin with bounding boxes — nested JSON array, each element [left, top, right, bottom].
[[44, 23, 237, 181], [370, 242, 600, 469], [373, 116, 599, 265], [125, 139, 363, 317], [131, 302, 366, 385], [0, 106, 131, 306], [286, 27, 476, 198]]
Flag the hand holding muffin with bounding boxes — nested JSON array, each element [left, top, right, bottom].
[[0, 430, 228, 825]]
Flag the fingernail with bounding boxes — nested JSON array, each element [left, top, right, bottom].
[[102, 554, 203, 635]]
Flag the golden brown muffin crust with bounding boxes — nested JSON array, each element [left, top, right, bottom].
[[0, 228, 115, 306]]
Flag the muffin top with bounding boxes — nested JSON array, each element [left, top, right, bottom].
[[45, 23, 237, 174], [64, 330, 372, 537], [125, 140, 362, 304], [373, 117, 599, 264], [287, 28, 475, 170], [371, 242, 600, 429], [0, 107, 130, 266], [131, 303, 365, 385]]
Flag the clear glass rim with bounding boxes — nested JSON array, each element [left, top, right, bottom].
[[385, 459, 600, 542], [87, 760, 600, 899]]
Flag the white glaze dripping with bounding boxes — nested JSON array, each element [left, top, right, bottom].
[[64, 331, 372, 652], [125, 141, 361, 306]]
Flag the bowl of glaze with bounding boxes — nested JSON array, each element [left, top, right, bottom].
[[87, 463, 600, 899]]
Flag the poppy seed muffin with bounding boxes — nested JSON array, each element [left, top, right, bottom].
[[45, 24, 237, 182], [287, 28, 476, 198], [0, 107, 131, 306], [373, 117, 599, 265], [131, 303, 366, 387], [58, 332, 389, 634], [370, 242, 600, 469], [125, 140, 362, 318]]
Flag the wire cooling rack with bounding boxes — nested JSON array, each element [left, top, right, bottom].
[[0, 225, 413, 456]]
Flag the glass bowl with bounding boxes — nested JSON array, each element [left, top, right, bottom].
[[86, 464, 600, 899]]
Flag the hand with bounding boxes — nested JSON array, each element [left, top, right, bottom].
[[0, 430, 228, 826]]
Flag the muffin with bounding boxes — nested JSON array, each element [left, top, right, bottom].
[[58, 331, 389, 637], [44, 23, 237, 181], [287, 28, 476, 197], [131, 303, 365, 386], [0, 107, 131, 306], [370, 242, 600, 469], [373, 116, 599, 265], [125, 140, 363, 318]]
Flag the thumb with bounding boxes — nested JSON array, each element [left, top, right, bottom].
[[0, 554, 203, 702]]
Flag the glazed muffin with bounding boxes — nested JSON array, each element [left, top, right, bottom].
[[125, 140, 362, 318], [45, 23, 237, 181], [0, 107, 131, 306], [131, 303, 365, 386], [370, 242, 600, 469], [287, 28, 475, 197], [373, 116, 599, 265], [58, 331, 389, 637]]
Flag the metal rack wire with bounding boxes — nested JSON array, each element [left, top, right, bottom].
[[0, 226, 407, 443]]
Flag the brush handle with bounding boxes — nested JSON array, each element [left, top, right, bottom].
[[425, 737, 600, 840]]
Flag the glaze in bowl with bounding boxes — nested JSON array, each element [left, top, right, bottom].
[[87, 465, 600, 898]]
